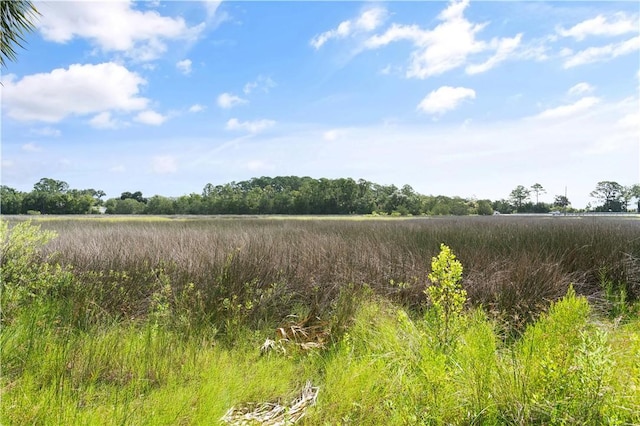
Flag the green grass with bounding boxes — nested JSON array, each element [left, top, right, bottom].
[[2, 217, 640, 424], [3, 294, 639, 425]]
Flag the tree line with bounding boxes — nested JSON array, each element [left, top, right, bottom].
[[1, 177, 639, 216]]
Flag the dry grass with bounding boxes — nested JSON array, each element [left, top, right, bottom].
[[21, 216, 640, 331]]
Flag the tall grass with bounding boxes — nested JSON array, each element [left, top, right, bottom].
[[22, 216, 640, 330], [2, 217, 640, 424]]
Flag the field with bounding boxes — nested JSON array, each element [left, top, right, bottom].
[[2, 216, 640, 425]]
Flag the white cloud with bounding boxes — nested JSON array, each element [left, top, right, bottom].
[[417, 86, 476, 115], [176, 59, 192, 75], [22, 143, 42, 152], [363, 0, 521, 78], [557, 13, 638, 40], [151, 155, 178, 174], [109, 165, 126, 173], [226, 118, 276, 134], [311, 7, 386, 49], [203, 0, 222, 20], [217, 92, 248, 109], [89, 111, 120, 129], [2, 63, 148, 122], [533, 96, 600, 120], [36, 1, 204, 61], [563, 36, 640, 68], [567, 82, 594, 97], [29, 127, 61, 137], [323, 129, 344, 141], [135, 110, 167, 126], [188, 104, 205, 113], [243, 75, 277, 95], [466, 34, 522, 75]]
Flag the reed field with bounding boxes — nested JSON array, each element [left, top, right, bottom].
[[2, 216, 640, 425]]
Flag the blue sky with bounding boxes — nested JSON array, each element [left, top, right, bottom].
[[1, 0, 638, 208]]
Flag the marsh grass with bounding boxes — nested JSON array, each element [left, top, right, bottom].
[[23, 216, 640, 331]]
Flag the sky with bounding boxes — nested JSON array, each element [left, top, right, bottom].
[[1, 0, 638, 209]]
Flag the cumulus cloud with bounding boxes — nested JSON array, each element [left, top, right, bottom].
[[217, 92, 248, 109], [226, 118, 275, 134], [417, 86, 476, 115], [151, 155, 178, 174], [563, 36, 640, 68], [243, 75, 277, 95], [557, 13, 638, 40], [2, 62, 148, 122], [36, 1, 204, 61], [532, 97, 600, 120], [311, 7, 386, 49], [176, 59, 192, 75], [567, 82, 594, 97], [135, 110, 167, 125]]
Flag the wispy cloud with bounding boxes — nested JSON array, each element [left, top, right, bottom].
[[176, 59, 192, 75], [417, 86, 476, 115], [29, 126, 61, 137], [311, 7, 387, 49], [532, 96, 600, 120], [363, 0, 521, 78], [557, 13, 638, 40], [89, 111, 120, 129], [567, 82, 594, 97], [37, 1, 204, 61], [243, 75, 277, 95], [22, 143, 42, 152], [217, 92, 248, 109], [135, 110, 167, 126], [188, 104, 205, 113], [226, 118, 275, 134], [563, 36, 640, 68]]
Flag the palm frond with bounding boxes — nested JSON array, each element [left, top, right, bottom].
[[1, 0, 40, 68]]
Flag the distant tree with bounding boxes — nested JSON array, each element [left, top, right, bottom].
[[33, 177, 69, 194], [590, 181, 623, 212], [476, 199, 493, 215], [120, 191, 147, 204], [629, 184, 640, 212], [530, 183, 546, 205], [553, 195, 570, 209], [0, 185, 24, 214], [509, 185, 531, 211], [105, 198, 146, 214], [1, 0, 39, 68]]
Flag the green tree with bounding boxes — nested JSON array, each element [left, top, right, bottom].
[[0, 185, 24, 214], [553, 195, 570, 209], [1, 0, 39, 68], [530, 183, 546, 205], [476, 199, 493, 215], [509, 185, 531, 211], [590, 181, 623, 212]]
